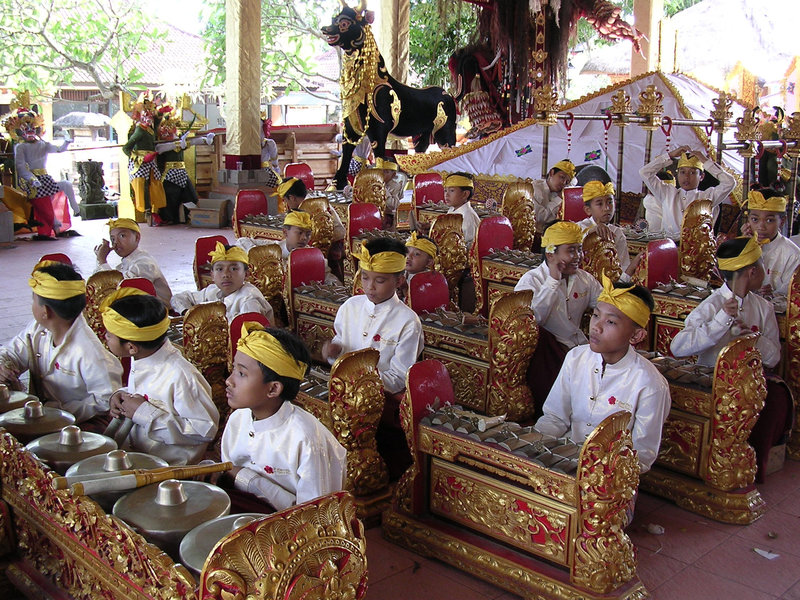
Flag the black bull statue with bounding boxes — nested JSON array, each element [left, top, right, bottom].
[[322, 5, 457, 189]]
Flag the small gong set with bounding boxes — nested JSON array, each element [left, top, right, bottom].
[[0, 384, 267, 574]]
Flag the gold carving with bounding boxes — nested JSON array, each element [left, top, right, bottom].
[[786, 264, 800, 459], [637, 85, 663, 131], [734, 108, 762, 144], [295, 316, 335, 364], [201, 492, 368, 600], [300, 196, 335, 256], [487, 290, 538, 421], [610, 89, 632, 121], [655, 411, 706, 476], [582, 229, 622, 283], [431, 100, 447, 136], [679, 199, 716, 282], [352, 168, 387, 215], [573, 412, 638, 593], [339, 23, 387, 141], [711, 92, 734, 130], [430, 213, 468, 306], [390, 89, 403, 131], [501, 182, 537, 251], [532, 85, 559, 125], [183, 302, 229, 431], [83, 270, 123, 346], [421, 350, 488, 413], [248, 243, 286, 324]]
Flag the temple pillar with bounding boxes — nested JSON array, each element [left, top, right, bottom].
[[375, 0, 410, 84], [630, 0, 664, 76]]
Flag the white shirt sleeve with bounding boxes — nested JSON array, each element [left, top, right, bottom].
[[670, 301, 732, 358]]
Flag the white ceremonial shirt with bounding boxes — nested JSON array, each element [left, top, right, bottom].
[[235, 238, 341, 284], [576, 216, 631, 272], [0, 316, 122, 423], [448, 202, 481, 248], [514, 262, 602, 348], [222, 402, 347, 511], [171, 282, 274, 324], [121, 341, 219, 465], [760, 233, 800, 296], [385, 172, 409, 216], [331, 294, 423, 394], [640, 152, 736, 238], [535, 344, 671, 473], [670, 283, 781, 369], [97, 248, 173, 305], [531, 179, 563, 232]]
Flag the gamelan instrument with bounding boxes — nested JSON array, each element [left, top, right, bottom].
[[63, 461, 233, 495], [26, 425, 116, 475], [0, 399, 75, 443], [179, 513, 266, 575]]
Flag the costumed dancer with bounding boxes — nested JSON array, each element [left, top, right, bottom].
[[154, 109, 214, 224], [261, 117, 280, 188], [5, 102, 74, 239], [122, 94, 167, 226]]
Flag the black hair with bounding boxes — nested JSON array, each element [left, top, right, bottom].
[[448, 171, 474, 199], [612, 280, 655, 313], [364, 237, 407, 275], [34, 263, 86, 321], [717, 237, 759, 283], [285, 178, 307, 199], [255, 327, 311, 401], [656, 170, 675, 183], [110, 294, 168, 350]]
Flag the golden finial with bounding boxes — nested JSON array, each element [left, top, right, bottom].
[[610, 89, 632, 127], [734, 109, 762, 142], [532, 84, 559, 126], [637, 85, 663, 131], [710, 92, 733, 131]]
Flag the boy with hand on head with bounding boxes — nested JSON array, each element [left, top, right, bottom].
[[532, 159, 575, 233], [444, 172, 481, 248], [221, 323, 346, 510], [170, 242, 274, 323], [536, 275, 671, 474], [515, 221, 602, 413], [0, 261, 122, 424], [577, 180, 641, 278], [95, 218, 172, 305], [640, 145, 735, 238], [671, 236, 792, 481], [102, 289, 219, 465], [740, 189, 800, 296]]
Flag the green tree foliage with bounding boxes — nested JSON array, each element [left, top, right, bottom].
[[200, 0, 338, 100], [408, 0, 478, 89], [0, 0, 166, 98]]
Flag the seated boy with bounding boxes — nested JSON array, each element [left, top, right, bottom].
[[221, 323, 346, 510], [535, 275, 670, 473], [532, 159, 575, 233], [236, 211, 341, 284], [399, 232, 438, 302], [577, 180, 641, 278], [640, 145, 735, 238], [102, 289, 219, 465], [377, 157, 409, 231], [171, 242, 274, 323], [740, 189, 800, 296], [515, 221, 602, 412], [95, 218, 173, 305], [444, 172, 481, 248], [671, 236, 792, 481], [0, 261, 122, 424], [276, 176, 307, 214]]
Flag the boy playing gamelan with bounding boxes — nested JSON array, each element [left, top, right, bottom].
[[444, 172, 481, 247], [532, 159, 575, 232]]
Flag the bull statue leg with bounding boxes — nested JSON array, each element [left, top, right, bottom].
[[335, 136, 357, 190]]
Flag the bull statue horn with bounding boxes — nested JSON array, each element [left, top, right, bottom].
[[354, 0, 367, 13], [338, 0, 349, 6]]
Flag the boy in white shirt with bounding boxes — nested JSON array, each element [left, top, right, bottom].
[[376, 158, 409, 231], [171, 242, 274, 323], [514, 221, 602, 414], [640, 146, 735, 237], [532, 159, 575, 232], [536, 275, 670, 474], [444, 172, 481, 248], [0, 261, 122, 425], [400, 232, 438, 302], [577, 180, 641, 278], [671, 236, 792, 481], [95, 218, 173, 305], [221, 322, 346, 510], [739, 189, 800, 296], [103, 289, 219, 465]]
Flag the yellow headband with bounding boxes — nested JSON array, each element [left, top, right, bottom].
[[237, 322, 308, 380], [583, 180, 615, 203], [208, 241, 249, 265], [444, 174, 474, 189], [107, 218, 140, 233], [405, 232, 437, 259], [277, 178, 298, 198], [283, 211, 313, 230], [355, 241, 407, 273], [376, 157, 398, 171], [677, 153, 703, 170], [597, 274, 651, 328], [28, 269, 85, 300], [100, 288, 169, 342], [542, 221, 583, 253], [747, 190, 787, 213], [551, 159, 576, 180], [717, 235, 763, 271]]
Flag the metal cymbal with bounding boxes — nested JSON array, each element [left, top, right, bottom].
[[26, 426, 117, 475], [179, 513, 266, 575]]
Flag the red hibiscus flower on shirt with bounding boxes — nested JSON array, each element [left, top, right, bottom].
[[264, 465, 274, 474], [608, 396, 617, 405], [373, 334, 381, 342]]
